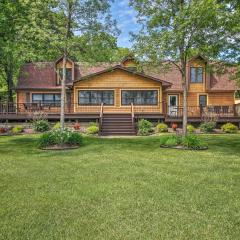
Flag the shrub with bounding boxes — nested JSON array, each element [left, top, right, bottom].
[[53, 122, 61, 129], [221, 123, 238, 133], [160, 135, 182, 146], [156, 123, 168, 133], [38, 128, 83, 148], [200, 121, 216, 133], [89, 122, 98, 127], [187, 124, 196, 133], [33, 120, 50, 132], [12, 125, 24, 134], [165, 136, 178, 146], [86, 126, 99, 135], [138, 119, 153, 136], [160, 134, 207, 149], [73, 122, 80, 130], [182, 134, 207, 149]]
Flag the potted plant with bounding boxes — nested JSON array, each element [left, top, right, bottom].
[[171, 123, 178, 131], [73, 122, 80, 130]]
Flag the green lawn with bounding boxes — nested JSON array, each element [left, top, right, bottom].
[[0, 134, 240, 240]]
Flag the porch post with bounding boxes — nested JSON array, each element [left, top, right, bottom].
[[233, 104, 237, 117]]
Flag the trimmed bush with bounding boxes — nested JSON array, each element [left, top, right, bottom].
[[12, 125, 24, 134], [187, 124, 196, 133], [200, 121, 216, 133], [33, 120, 50, 132], [221, 123, 238, 133], [38, 128, 83, 148], [156, 123, 168, 133], [53, 122, 61, 129], [138, 119, 153, 136], [86, 126, 99, 135]]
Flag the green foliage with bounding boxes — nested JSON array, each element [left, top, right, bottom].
[[182, 135, 207, 149], [138, 119, 153, 135], [33, 120, 50, 132], [38, 128, 83, 148], [86, 126, 99, 135], [160, 134, 207, 149], [160, 135, 181, 146], [165, 136, 178, 146], [11, 125, 24, 134], [53, 122, 61, 129], [221, 123, 238, 133], [187, 124, 196, 133], [200, 121, 216, 133], [156, 123, 168, 133], [89, 122, 98, 127]]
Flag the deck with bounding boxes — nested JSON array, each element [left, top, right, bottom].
[[0, 102, 239, 124]]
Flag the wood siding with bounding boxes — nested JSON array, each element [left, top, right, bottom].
[[73, 69, 162, 113]]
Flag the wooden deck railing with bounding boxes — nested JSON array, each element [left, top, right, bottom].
[[166, 105, 240, 118], [0, 102, 239, 118]]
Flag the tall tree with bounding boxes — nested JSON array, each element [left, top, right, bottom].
[[130, 0, 236, 136], [0, 0, 30, 101], [32, 0, 118, 129]]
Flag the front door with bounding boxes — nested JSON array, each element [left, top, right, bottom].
[[168, 95, 178, 116]]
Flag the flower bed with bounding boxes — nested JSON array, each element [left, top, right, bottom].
[[38, 128, 83, 150]]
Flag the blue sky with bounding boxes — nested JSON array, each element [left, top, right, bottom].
[[111, 0, 140, 48]]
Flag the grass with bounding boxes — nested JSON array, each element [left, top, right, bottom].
[[0, 134, 240, 240]]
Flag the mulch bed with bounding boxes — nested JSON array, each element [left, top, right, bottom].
[[160, 145, 208, 150], [41, 144, 80, 150]]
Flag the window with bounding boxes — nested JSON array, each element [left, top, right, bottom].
[[121, 90, 158, 105], [190, 67, 203, 83], [32, 93, 61, 105], [78, 90, 114, 105], [199, 95, 207, 107], [57, 68, 72, 84]]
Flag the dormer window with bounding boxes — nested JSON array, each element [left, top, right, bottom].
[[190, 67, 203, 83], [57, 68, 72, 85]]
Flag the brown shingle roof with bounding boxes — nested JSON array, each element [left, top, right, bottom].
[[17, 61, 237, 91]]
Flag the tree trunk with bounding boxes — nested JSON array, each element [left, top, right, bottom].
[[182, 80, 188, 136], [4, 66, 14, 102], [60, 51, 67, 129]]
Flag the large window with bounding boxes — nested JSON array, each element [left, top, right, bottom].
[[78, 90, 114, 105], [32, 93, 61, 105], [121, 90, 158, 105], [199, 95, 207, 107], [190, 67, 203, 83]]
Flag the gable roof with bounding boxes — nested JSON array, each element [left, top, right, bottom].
[[74, 65, 172, 86]]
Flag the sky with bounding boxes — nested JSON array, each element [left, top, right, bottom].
[[111, 0, 140, 48]]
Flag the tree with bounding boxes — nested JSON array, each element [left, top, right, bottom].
[[0, 1, 30, 101], [31, 0, 118, 129], [130, 0, 236, 136]]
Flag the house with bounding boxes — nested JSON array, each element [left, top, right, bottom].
[[1, 55, 239, 135]]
